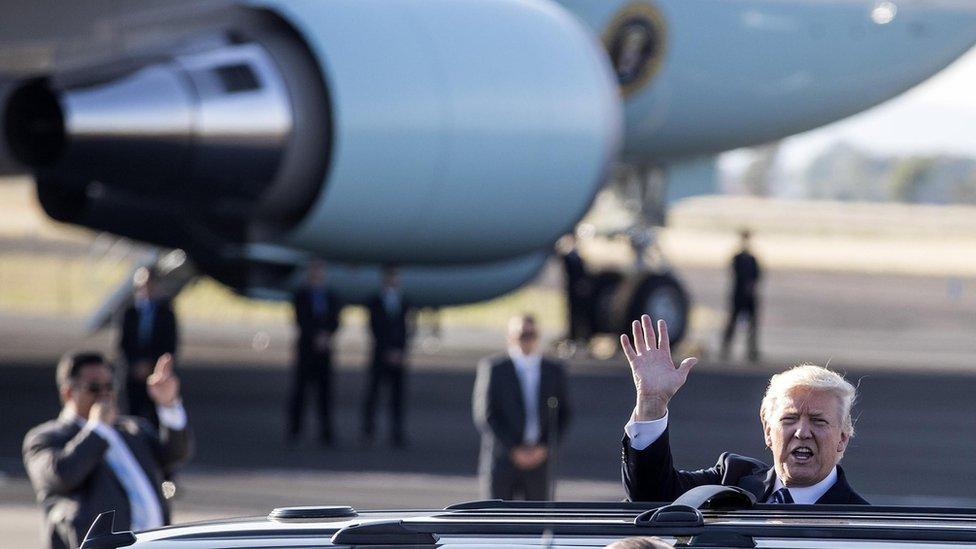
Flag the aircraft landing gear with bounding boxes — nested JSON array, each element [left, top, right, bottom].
[[556, 229, 691, 360], [557, 161, 697, 359], [631, 271, 690, 344], [589, 269, 689, 350]]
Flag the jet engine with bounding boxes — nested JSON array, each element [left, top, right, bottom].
[[3, 0, 621, 298]]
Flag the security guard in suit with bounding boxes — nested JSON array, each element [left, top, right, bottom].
[[23, 351, 192, 549]]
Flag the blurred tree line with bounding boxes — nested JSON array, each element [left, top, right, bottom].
[[784, 143, 976, 204]]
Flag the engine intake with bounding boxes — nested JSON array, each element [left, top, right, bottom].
[[4, 11, 331, 235]]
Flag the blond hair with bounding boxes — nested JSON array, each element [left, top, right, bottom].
[[760, 364, 856, 437]]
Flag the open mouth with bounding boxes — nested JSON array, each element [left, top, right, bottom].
[[790, 447, 814, 463]]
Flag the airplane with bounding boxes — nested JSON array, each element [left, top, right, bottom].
[[3, 0, 976, 344]]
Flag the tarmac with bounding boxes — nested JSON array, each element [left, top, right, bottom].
[[2, 266, 976, 547]]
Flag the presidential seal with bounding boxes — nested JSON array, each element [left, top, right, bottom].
[[602, 2, 667, 97]]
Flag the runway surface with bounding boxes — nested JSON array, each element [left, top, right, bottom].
[[2, 266, 975, 547]]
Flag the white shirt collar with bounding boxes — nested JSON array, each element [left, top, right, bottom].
[[61, 408, 114, 434], [771, 467, 838, 504], [508, 347, 541, 369], [60, 407, 82, 423]]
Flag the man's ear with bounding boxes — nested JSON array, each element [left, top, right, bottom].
[[59, 384, 72, 404], [837, 431, 850, 454], [761, 416, 772, 448]]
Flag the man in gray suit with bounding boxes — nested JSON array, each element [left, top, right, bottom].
[[473, 315, 571, 500], [23, 351, 193, 549]]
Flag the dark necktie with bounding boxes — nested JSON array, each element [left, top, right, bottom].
[[384, 290, 399, 318], [770, 487, 794, 504], [138, 302, 155, 345], [312, 289, 326, 318]]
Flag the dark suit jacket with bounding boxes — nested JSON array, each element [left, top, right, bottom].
[[367, 291, 411, 358], [119, 299, 178, 367], [732, 251, 761, 299], [23, 414, 193, 549], [562, 249, 588, 295], [622, 427, 867, 504], [293, 285, 341, 356], [473, 355, 571, 472]]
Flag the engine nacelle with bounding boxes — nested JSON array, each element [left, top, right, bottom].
[[4, 0, 621, 290], [265, 0, 620, 264]]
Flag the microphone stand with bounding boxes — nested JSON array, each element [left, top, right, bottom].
[[545, 396, 559, 502]]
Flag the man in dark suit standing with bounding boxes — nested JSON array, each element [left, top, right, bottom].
[[558, 234, 591, 344], [721, 229, 762, 362], [361, 266, 412, 447], [288, 260, 342, 445], [620, 316, 867, 505], [118, 267, 178, 427], [23, 351, 192, 549], [473, 315, 571, 500]]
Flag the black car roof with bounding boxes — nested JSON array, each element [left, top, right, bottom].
[[99, 490, 976, 548]]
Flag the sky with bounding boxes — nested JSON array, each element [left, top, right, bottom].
[[719, 44, 976, 174]]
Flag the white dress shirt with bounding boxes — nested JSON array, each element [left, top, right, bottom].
[[509, 347, 542, 445], [66, 401, 187, 531], [769, 467, 838, 504], [624, 409, 669, 451], [624, 412, 839, 503]]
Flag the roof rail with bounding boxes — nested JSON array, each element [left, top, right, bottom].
[[632, 486, 757, 548], [331, 520, 438, 545], [269, 505, 358, 520], [637, 504, 703, 528], [674, 485, 756, 511], [444, 499, 505, 510], [443, 500, 657, 511], [635, 486, 755, 525]]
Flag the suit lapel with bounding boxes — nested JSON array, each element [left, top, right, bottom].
[[60, 417, 131, 502], [760, 467, 778, 502], [536, 361, 553, 440], [816, 466, 853, 504], [736, 466, 776, 502], [502, 359, 526, 438], [745, 465, 856, 504]]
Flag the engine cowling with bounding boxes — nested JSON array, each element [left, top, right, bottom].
[[266, 0, 621, 264], [3, 0, 621, 294]]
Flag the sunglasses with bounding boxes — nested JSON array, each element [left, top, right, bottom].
[[518, 331, 539, 341], [76, 381, 115, 394]]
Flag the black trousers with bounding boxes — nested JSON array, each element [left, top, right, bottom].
[[487, 459, 550, 501], [287, 348, 334, 439], [361, 357, 405, 441], [567, 289, 590, 341], [722, 294, 759, 360], [125, 376, 158, 428]]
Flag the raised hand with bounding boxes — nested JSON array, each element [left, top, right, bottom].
[[620, 315, 697, 421], [147, 353, 180, 406]]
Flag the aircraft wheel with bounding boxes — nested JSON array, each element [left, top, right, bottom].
[[627, 272, 690, 347]]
